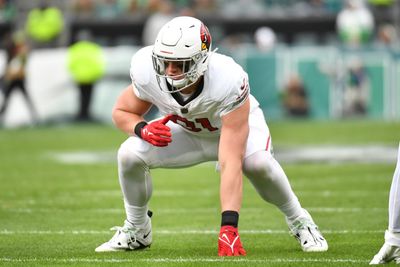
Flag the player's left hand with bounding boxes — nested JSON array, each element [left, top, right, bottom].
[[140, 115, 173, 147], [218, 225, 247, 256]]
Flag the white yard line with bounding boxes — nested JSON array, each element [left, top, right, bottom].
[[276, 145, 398, 163], [72, 189, 387, 197], [2, 207, 385, 214], [0, 229, 384, 235], [48, 145, 398, 164], [0, 257, 369, 264]]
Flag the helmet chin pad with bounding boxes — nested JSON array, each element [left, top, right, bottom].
[[166, 77, 188, 89], [166, 72, 199, 90]]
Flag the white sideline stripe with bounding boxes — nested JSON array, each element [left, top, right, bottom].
[[0, 229, 384, 235], [0, 257, 369, 264], [48, 145, 398, 164], [47, 151, 115, 164], [4, 207, 385, 214], [68, 189, 386, 198]]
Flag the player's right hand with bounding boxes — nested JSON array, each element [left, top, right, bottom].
[[218, 225, 247, 256], [140, 115, 172, 147]]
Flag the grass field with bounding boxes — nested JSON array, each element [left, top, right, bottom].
[[0, 120, 399, 266]]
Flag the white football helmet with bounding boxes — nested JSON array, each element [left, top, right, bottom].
[[152, 16, 213, 93]]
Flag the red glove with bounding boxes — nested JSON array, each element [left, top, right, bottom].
[[218, 225, 246, 256], [140, 115, 172, 147]]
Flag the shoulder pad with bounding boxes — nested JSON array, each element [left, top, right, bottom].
[[130, 46, 153, 88]]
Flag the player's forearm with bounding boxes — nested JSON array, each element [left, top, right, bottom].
[[112, 108, 145, 136], [112, 85, 153, 136], [219, 160, 243, 212], [218, 98, 250, 213], [218, 133, 246, 212]]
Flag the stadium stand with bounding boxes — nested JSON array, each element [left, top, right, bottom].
[[0, 0, 399, 126]]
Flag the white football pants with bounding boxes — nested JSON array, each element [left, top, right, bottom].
[[389, 143, 400, 233], [117, 108, 304, 223]]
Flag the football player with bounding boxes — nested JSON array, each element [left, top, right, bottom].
[[95, 16, 328, 256], [370, 143, 400, 264]]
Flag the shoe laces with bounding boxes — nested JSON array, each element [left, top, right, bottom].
[[290, 217, 317, 234], [110, 224, 140, 245]]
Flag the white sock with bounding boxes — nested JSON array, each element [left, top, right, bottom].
[[278, 198, 305, 222], [385, 230, 400, 247], [124, 201, 148, 227]]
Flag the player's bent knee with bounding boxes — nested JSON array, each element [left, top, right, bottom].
[[243, 151, 277, 181], [118, 140, 146, 171]]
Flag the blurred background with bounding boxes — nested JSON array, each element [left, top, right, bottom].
[[0, 2, 399, 264], [0, 0, 399, 127]]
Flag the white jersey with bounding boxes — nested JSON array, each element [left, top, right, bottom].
[[130, 46, 260, 137]]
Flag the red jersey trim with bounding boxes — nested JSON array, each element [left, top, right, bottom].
[[265, 135, 271, 151]]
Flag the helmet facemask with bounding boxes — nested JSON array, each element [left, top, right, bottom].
[[152, 50, 208, 92]]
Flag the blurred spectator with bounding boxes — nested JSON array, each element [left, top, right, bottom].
[[0, 0, 15, 22], [179, 5, 196, 17], [142, 0, 175, 46], [71, 0, 95, 18], [368, 0, 394, 5], [96, 0, 123, 19], [25, 3, 64, 46], [0, 31, 38, 124], [343, 58, 369, 117], [376, 23, 399, 49], [124, 0, 142, 15], [307, 0, 328, 13], [368, 0, 396, 12], [254, 26, 276, 52], [367, 0, 394, 17], [220, 0, 267, 18], [282, 75, 309, 117], [67, 31, 105, 121], [323, 0, 343, 13], [190, 0, 218, 17], [336, 0, 375, 47], [219, 33, 253, 55]]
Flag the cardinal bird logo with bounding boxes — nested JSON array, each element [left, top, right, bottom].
[[200, 23, 211, 51]]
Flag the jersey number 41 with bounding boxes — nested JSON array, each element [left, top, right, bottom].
[[169, 115, 218, 132]]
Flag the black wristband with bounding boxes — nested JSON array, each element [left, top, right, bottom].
[[221, 210, 239, 228], [134, 121, 148, 138]]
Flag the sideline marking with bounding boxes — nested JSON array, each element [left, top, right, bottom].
[[48, 145, 398, 164]]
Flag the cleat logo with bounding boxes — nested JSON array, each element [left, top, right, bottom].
[[219, 233, 239, 254], [143, 231, 151, 239], [221, 233, 230, 243]]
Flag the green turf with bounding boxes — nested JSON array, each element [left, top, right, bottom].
[[0, 120, 398, 266]]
